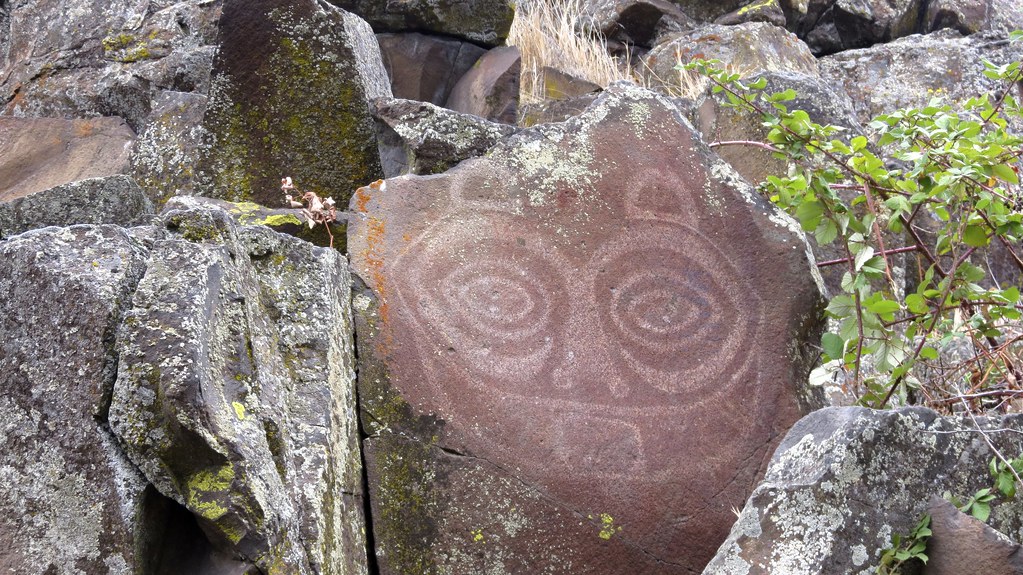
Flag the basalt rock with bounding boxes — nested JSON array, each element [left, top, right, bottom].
[[129, 90, 209, 206], [0, 225, 150, 574], [819, 29, 1023, 125], [643, 23, 817, 97], [704, 407, 1023, 575], [195, 0, 390, 207], [348, 83, 825, 574], [376, 33, 486, 106], [445, 46, 521, 125], [0, 0, 220, 131], [924, 0, 1023, 37], [328, 0, 514, 47], [924, 496, 1023, 575], [109, 201, 367, 574], [0, 175, 154, 240], [578, 0, 694, 49], [372, 98, 518, 177], [780, 0, 923, 55], [0, 116, 135, 203], [715, 0, 787, 27]]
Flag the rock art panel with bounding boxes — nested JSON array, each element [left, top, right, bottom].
[[0, 225, 150, 573], [0, 116, 135, 203], [349, 83, 826, 574], [196, 0, 390, 207]]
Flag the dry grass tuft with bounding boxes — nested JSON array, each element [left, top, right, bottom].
[[507, 0, 632, 105]]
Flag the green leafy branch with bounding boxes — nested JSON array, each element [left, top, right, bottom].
[[680, 37, 1023, 411]]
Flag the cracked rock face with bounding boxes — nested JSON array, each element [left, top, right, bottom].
[[0, 225, 151, 574], [108, 201, 367, 574], [348, 83, 826, 574], [704, 407, 1023, 575]]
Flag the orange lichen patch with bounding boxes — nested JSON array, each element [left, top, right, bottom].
[[73, 120, 96, 138], [402, 233, 411, 242], [362, 216, 390, 326], [354, 187, 372, 213]]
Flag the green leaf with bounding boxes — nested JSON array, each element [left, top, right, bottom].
[[971, 501, 991, 522], [991, 163, 1019, 184], [821, 333, 845, 359], [796, 200, 824, 231], [815, 219, 839, 244], [920, 347, 939, 360], [905, 294, 930, 314], [963, 224, 991, 247], [866, 299, 901, 314], [854, 246, 875, 272]]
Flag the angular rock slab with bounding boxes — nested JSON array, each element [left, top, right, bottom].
[[0, 175, 154, 239], [196, 0, 390, 207], [704, 407, 1023, 575], [109, 201, 367, 574], [376, 33, 485, 106], [0, 116, 135, 203], [0, 226, 150, 573], [925, 496, 1023, 575], [349, 83, 825, 574]]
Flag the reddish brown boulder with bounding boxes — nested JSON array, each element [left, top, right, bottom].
[[349, 83, 825, 574], [925, 496, 1023, 575], [377, 33, 485, 105], [445, 46, 520, 124], [0, 116, 135, 203]]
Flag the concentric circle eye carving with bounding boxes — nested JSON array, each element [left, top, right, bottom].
[[592, 222, 761, 396], [405, 235, 568, 387]]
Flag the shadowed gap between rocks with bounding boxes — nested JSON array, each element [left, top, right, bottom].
[[350, 272, 382, 575]]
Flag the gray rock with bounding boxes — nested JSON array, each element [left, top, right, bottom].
[[643, 23, 817, 97], [328, 0, 515, 47], [819, 29, 1023, 125], [0, 0, 221, 131], [925, 496, 1023, 575], [925, 0, 1023, 37], [519, 92, 602, 126], [797, 0, 923, 55], [129, 90, 209, 207], [0, 175, 155, 240], [195, 0, 390, 207], [377, 32, 486, 105], [445, 45, 521, 125], [349, 82, 825, 574], [0, 116, 135, 203], [703, 407, 1023, 575], [578, 0, 694, 48], [715, 0, 787, 27], [109, 201, 367, 574], [0, 225, 151, 574], [372, 97, 518, 177]]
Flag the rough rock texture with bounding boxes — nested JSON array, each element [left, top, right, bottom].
[[0, 175, 154, 239], [520, 92, 602, 127], [579, 0, 693, 48], [665, 0, 748, 23], [924, 0, 1023, 36], [108, 201, 367, 574], [195, 0, 390, 207], [0, 225, 150, 574], [819, 29, 1023, 125], [328, 0, 514, 46], [445, 46, 521, 125], [377, 33, 486, 106], [0, 116, 135, 203], [644, 23, 817, 95], [925, 496, 1023, 575], [0, 0, 220, 130], [795, 0, 923, 55], [540, 67, 602, 101], [715, 0, 787, 27], [348, 83, 826, 574], [129, 90, 208, 206], [373, 98, 518, 177], [704, 407, 1023, 575]]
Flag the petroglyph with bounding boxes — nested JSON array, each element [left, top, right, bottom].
[[350, 83, 825, 573]]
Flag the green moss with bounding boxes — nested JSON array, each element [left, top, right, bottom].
[[101, 32, 156, 63], [261, 214, 303, 227], [185, 463, 235, 521], [232, 401, 247, 420], [197, 6, 382, 207]]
